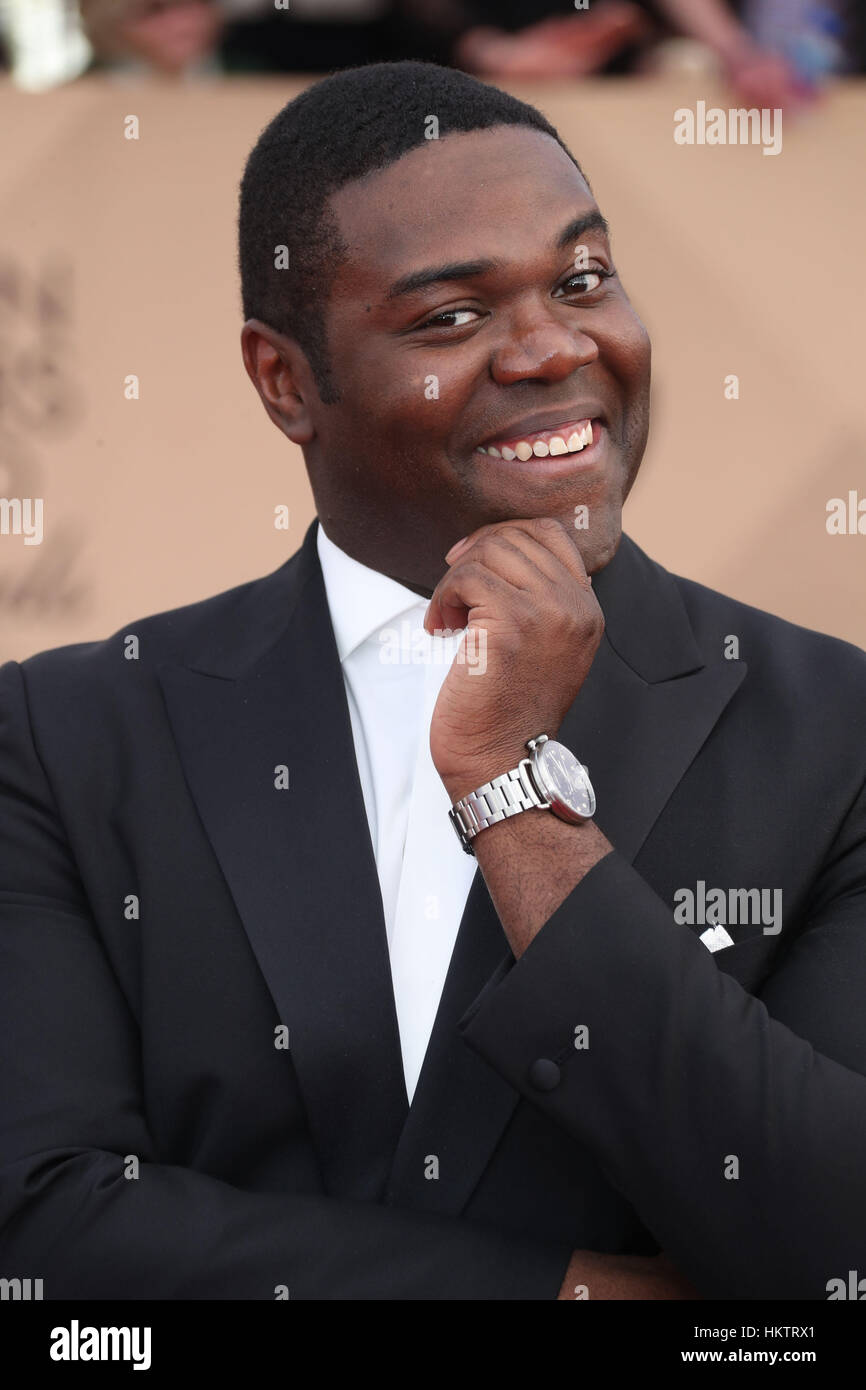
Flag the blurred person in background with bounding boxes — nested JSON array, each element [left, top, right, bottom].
[[424, 0, 855, 107], [8, 0, 862, 93], [219, 0, 399, 73], [79, 0, 224, 75], [78, 0, 402, 75]]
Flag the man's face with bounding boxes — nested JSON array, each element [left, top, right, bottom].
[[302, 124, 651, 590]]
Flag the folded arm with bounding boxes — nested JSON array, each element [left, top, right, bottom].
[[457, 787, 866, 1299]]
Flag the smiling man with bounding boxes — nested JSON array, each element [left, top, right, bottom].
[[1, 62, 865, 1303]]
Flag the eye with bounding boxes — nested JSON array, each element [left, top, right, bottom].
[[556, 268, 615, 297], [420, 307, 481, 329]]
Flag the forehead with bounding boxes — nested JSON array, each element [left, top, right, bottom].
[[327, 126, 597, 296]]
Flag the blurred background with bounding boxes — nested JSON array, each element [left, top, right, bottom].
[[0, 0, 864, 660]]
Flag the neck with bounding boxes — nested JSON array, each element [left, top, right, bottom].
[[317, 515, 440, 599], [389, 574, 435, 600]]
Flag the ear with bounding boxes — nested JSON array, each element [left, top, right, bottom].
[[240, 319, 316, 445]]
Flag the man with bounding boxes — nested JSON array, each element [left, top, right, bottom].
[[1, 62, 864, 1302]]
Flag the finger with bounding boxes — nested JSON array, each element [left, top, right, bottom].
[[448, 516, 590, 586], [474, 526, 586, 591], [449, 530, 567, 596], [424, 559, 516, 635]]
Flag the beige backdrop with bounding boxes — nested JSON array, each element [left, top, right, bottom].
[[0, 74, 864, 662]]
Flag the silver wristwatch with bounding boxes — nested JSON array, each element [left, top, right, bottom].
[[448, 733, 596, 856]]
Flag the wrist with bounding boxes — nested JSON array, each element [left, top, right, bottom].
[[444, 732, 597, 863], [440, 739, 536, 805]]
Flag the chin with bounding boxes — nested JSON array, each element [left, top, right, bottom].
[[576, 515, 623, 577]]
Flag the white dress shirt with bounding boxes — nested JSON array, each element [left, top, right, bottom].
[[316, 521, 478, 1104]]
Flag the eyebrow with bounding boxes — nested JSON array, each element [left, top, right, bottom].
[[385, 209, 611, 300]]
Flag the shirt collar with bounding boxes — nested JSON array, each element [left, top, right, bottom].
[[316, 519, 428, 663]]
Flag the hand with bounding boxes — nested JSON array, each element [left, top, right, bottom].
[[425, 517, 604, 799], [557, 1249, 703, 1300], [455, 7, 648, 80], [723, 43, 815, 112]]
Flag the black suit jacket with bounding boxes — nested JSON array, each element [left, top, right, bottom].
[[1, 518, 865, 1299]]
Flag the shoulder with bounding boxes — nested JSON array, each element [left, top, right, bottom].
[[671, 565, 866, 697], [9, 548, 305, 698]]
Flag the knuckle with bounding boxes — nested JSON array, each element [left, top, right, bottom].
[[460, 558, 488, 583], [570, 595, 602, 636], [485, 532, 517, 556]]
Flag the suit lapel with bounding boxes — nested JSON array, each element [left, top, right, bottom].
[[563, 536, 747, 863], [385, 535, 747, 1214], [563, 646, 747, 861], [158, 520, 409, 1200]]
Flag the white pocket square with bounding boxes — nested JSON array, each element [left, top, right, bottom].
[[699, 924, 735, 953]]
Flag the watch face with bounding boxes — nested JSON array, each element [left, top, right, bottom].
[[534, 739, 596, 822]]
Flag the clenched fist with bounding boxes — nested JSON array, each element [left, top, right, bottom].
[[425, 517, 605, 800]]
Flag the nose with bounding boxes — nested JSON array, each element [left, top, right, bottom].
[[490, 305, 599, 386]]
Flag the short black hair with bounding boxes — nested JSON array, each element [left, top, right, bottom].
[[238, 60, 587, 404]]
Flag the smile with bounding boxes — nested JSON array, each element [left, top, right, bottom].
[[475, 417, 597, 461]]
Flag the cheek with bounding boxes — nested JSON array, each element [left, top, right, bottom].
[[395, 366, 455, 423], [611, 309, 652, 392], [361, 356, 471, 440], [595, 287, 650, 370]]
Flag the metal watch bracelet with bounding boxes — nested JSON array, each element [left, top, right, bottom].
[[448, 752, 550, 857]]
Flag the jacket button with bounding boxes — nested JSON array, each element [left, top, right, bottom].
[[527, 1058, 561, 1091]]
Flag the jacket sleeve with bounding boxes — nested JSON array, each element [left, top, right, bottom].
[[0, 659, 570, 1300], [458, 786, 866, 1300]]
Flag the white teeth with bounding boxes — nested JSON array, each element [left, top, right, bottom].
[[480, 421, 596, 460]]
